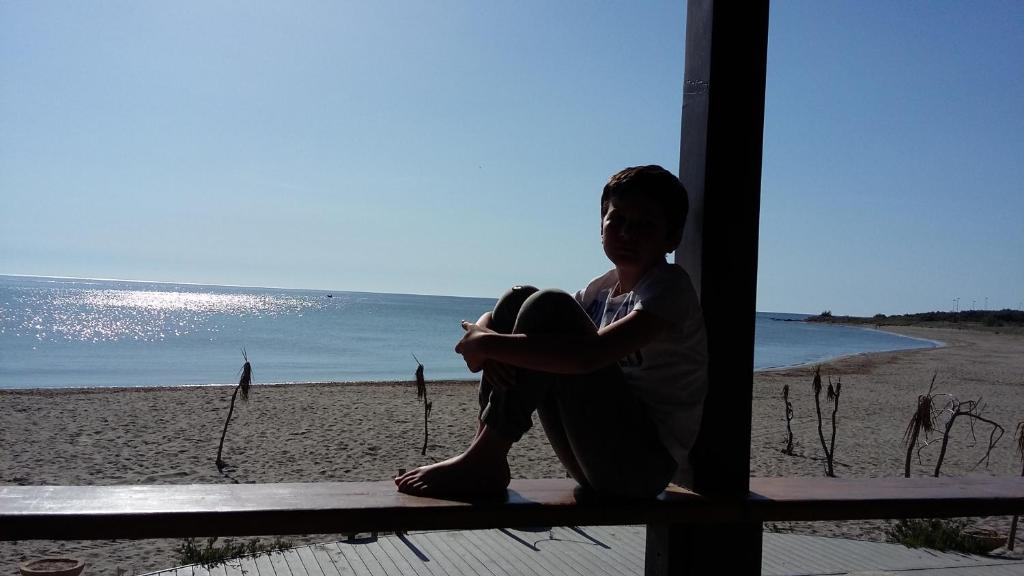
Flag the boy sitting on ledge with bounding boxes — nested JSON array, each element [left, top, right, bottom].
[[395, 165, 708, 498]]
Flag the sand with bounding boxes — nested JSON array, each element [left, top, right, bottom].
[[2, 325, 1023, 575]]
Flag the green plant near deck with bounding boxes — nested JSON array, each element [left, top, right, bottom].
[[886, 518, 991, 554], [177, 536, 293, 568]]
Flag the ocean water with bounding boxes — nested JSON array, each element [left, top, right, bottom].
[[0, 275, 937, 389]]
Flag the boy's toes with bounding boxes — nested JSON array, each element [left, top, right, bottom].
[[396, 469, 423, 492], [397, 476, 425, 495]]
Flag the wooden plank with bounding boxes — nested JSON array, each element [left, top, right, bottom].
[[464, 528, 574, 576], [252, 552, 280, 576], [431, 530, 515, 576], [346, 540, 391, 576], [0, 479, 722, 540], [410, 532, 481, 576], [233, 556, 261, 576], [2, 476, 1023, 542], [374, 534, 437, 576], [267, 550, 296, 576], [547, 527, 635, 576], [305, 544, 347, 576], [457, 529, 545, 576], [579, 525, 643, 565], [220, 557, 246, 576], [326, 541, 376, 576], [593, 526, 645, 565], [282, 549, 311, 576], [748, 476, 1024, 521], [354, 539, 405, 576], [295, 545, 327, 576], [538, 531, 618, 576], [432, 530, 507, 576], [374, 532, 446, 576], [318, 542, 360, 576]]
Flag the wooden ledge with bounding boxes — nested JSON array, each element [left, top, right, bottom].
[[748, 476, 1024, 521], [2, 476, 1022, 541], [0, 479, 716, 540]]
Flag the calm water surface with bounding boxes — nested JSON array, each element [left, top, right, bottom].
[[0, 275, 937, 389]]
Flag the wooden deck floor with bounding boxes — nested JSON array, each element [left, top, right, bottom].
[[145, 526, 1024, 576]]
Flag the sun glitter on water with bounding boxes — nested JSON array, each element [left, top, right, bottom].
[[6, 287, 321, 343]]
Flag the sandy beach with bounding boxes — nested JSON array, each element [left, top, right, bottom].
[[2, 325, 1023, 575]]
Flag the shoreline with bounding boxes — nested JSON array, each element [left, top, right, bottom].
[[2, 325, 1023, 574], [0, 379, 481, 394], [755, 325, 946, 373], [1, 325, 944, 392]]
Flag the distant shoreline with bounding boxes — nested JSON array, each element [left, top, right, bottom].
[[755, 325, 944, 373], [805, 309, 1024, 335], [0, 324, 942, 390]]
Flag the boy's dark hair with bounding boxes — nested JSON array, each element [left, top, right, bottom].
[[601, 165, 689, 243]]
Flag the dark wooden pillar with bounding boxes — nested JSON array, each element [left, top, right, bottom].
[[648, 1, 769, 574]]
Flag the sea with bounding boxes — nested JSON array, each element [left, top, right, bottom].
[[0, 275, 939, 390]]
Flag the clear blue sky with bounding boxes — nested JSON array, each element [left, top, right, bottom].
[[2, 1, 1021, 316]]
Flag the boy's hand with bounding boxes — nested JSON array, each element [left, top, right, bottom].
[[455, 320, 493, 372]]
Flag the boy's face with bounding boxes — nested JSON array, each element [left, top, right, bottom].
[[600, 193, 675, 272]]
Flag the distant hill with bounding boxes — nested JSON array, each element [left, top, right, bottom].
[[805, 309, 1024, 333]]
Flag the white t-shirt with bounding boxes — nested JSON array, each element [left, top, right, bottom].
[[574, 261, 708, 487]]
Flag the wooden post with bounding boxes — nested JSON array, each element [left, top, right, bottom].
[[649, 1, 769, 574]]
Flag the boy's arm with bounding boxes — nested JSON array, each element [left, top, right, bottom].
[[456, 310, 668, 375]]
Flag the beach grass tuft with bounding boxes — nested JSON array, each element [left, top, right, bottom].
[[886, 518, 995, 554], [177, 536, 293, 568]]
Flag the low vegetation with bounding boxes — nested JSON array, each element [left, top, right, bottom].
[[886, 519, 995, 554], [177, 537, 293, 567]]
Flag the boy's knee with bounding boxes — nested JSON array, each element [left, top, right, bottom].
[[491, 285, 539, 333], [514, 289, 584, 333]]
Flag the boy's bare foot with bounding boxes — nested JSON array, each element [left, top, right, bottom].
[[394, 452, 510, 498], [395, 424, 513, 498]]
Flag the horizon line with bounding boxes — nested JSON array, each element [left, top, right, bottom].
[[0, 272, 496, 302]]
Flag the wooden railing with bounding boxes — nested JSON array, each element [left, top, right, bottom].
[[3, 477, 1022, 546]]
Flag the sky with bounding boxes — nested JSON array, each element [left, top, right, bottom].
[[1, 1, 1022, 316]]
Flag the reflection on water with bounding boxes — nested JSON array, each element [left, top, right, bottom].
[[5, 284, 322, 343], [0, 275, 494, 388]]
